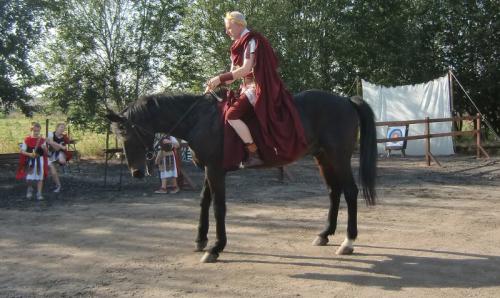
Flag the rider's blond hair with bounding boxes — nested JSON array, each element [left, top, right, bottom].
[[224, 11, 247, 27]]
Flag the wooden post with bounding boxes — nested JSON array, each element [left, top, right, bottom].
[[476, 113, 489, 158], [45, 119, 49, 138], [474, 114, 491, 159], [476, 113, 481, 158], [104, 129, 110, 187], [448, 70, 458, 150], [118, 151, 124, 191], [425, 117, 431, 166]]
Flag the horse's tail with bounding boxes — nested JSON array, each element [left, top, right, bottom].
[[350, 96, 377, 206]]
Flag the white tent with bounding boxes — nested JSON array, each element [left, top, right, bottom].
[[362, 74, 455, 155]]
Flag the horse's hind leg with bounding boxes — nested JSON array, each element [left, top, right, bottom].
[[195, 178, 211, 252], [336, 170, 358, 255], [312, 154, 342, 246]]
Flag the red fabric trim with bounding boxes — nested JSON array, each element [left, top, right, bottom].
[[61, 134, 73, 161]]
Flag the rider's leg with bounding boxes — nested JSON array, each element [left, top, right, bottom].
[[227, 119, 253, 143], [226, 94, 263, 167]]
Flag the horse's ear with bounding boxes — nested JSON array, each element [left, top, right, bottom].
[[105, 111, 126, 123]]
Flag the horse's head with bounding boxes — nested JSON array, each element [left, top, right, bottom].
[[105, 110, 153, 179]]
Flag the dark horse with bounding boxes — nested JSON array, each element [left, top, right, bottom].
[[106, 89, 377, 263]]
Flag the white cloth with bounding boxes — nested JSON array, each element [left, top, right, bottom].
[[362, 75, 454, 155], [242, 82, 256, 105], [159, 162, 178, 179], [47, 132, 65, 164], [159, 136, 178, 178]]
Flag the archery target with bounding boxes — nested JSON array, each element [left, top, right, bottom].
[[386, 126, 407, 148]]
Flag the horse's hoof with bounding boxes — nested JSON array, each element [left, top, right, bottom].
[[200, 252, 218, 263], [336, 245, 354, 255], [194, 240, 208, 252], [312, 236, 329, 246]]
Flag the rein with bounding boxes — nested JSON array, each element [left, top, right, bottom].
[[126, 92, 222, 160]]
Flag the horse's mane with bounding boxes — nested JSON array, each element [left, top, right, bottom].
[[124, 92, 211, 122]]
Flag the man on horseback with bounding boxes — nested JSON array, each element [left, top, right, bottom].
[[206, 11, 307, 169]]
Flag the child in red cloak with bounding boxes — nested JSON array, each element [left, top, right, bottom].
[[16, 122, 49, 200]]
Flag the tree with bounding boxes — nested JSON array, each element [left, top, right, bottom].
[[40, 0, 183, 130], [33, 0, 499, 133], [0, 0, 44, 115], [435, 0, 500, 135]]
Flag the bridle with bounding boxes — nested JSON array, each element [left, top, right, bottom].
[[208, 89, 224, 102], [123, 91, 224, 160]]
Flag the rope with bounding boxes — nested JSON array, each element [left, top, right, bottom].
[[346, 77, 358, 96]]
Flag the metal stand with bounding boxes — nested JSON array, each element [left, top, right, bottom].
[[103, 129, 125, 190]]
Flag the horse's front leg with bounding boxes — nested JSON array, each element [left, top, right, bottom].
[[201, 168, 226, 263], [195, 178, 211, 252]]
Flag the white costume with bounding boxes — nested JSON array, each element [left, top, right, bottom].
[[21, 141, 47, 181], [157, 136, 179, 179]]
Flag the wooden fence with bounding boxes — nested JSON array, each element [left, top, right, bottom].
[[376, 113, 490, 166]]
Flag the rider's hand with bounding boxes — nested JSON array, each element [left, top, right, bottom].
[[204, 76, 221, 93]]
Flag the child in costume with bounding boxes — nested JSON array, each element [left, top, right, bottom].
[[47, 122, 72, 192], [16, 122, 49, 200], [154, 135, 181, 194]]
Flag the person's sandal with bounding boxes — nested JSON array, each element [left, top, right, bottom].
[[154, 188, 168, 194], [169, 187, 180, 194]]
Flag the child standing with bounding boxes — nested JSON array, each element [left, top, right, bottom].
[[154, 135, 180, 194], [47, 122, 72, 192], [16, 122, 49, 200]]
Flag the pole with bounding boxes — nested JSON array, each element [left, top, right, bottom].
[[45, 119, 49, 138], [356, 77, 361, 96], [448, 70, 454, 115], [104, 129, 110, 187], [425, 117, 431, 166], [476, 113, 481, 158]]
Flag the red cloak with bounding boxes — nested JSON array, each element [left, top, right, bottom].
[[222, 31, 307, 170], [16, 136, 49, 180]]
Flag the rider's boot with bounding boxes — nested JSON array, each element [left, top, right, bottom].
[[242, 143, 264, 168]]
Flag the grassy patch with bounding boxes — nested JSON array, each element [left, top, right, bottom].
[[0, 113, 109, 158]]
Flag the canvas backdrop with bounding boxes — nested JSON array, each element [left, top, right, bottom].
[[362, 74, 454, 155]]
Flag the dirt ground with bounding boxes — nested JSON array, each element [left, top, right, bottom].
[[1, 154, 499, 298]]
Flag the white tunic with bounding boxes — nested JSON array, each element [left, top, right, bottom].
[[159, 136, 179, 179], [47, 132, 67, 164], [21, 142, 47, 181]]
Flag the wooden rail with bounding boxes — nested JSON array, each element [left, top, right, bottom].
[[0, 153, 20, 166], [376, 113, 490, 166]]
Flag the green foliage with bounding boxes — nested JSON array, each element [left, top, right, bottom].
[[1, 0, 498, 134], [0, 0, 45, 115], [39, 0, 183, 131]]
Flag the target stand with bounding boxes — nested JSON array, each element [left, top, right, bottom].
[[385, 125, 409, 157]]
